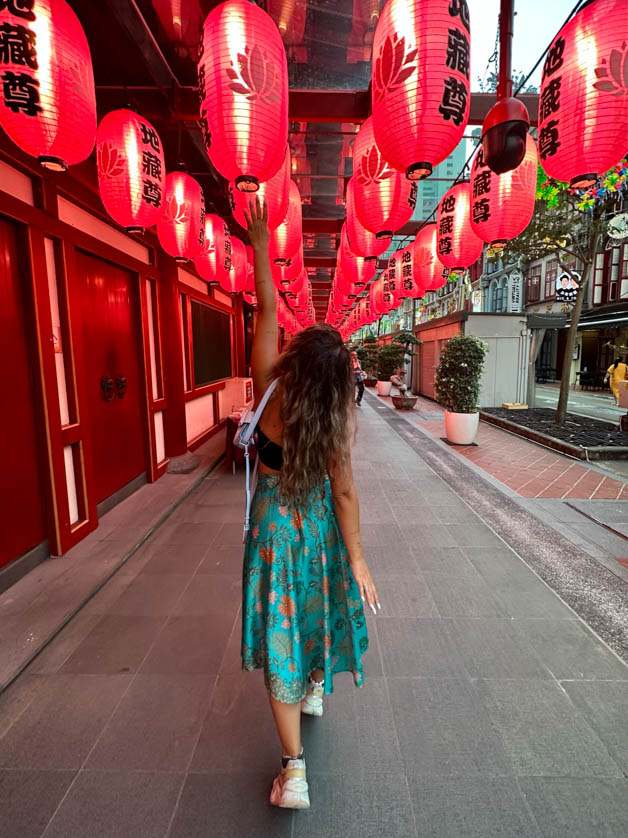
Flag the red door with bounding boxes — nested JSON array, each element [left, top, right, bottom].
[[77, 251, 145, 504], [0, 219, 47, 569]]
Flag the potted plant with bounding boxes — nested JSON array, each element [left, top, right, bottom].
[[435, 334, 488, 445], [390, 331, 422, 409], [359, 335, 379, 386], [376, 344, 404, 396]]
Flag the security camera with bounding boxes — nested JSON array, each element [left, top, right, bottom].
[[481, 97, 530, 175]]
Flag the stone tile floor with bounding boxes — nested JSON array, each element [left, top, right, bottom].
[[1, 402, 627, 836]]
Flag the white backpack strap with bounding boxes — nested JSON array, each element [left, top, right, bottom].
[[242, 379, 279, 541]]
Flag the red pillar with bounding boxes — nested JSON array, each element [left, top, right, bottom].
[[234, 295, 246, 376], [158, 253, 188, 458]]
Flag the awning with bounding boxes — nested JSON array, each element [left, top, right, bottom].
[[578, 315, 628, 330], [527, 313, 569, 329]]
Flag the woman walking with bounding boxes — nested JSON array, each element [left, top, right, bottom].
[[242, 197, 379, 810], [350, 350, 365, 406], [605, 358, 627, 404]]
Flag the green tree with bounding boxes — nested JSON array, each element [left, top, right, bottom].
[[477, 69, 538, 94], [503, 169, 615, 425]]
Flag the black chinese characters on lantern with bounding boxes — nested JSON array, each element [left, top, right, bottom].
[[0, 0, 97, 170]]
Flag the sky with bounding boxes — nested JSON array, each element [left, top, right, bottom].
[[468, 0, 579, 91]]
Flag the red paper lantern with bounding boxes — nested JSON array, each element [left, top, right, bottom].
[[538, 0, 628, 188], [229, 148, 290, 230], [470, 134, 537, 248], [157, 172, 205, 261], [270, 179, 302, 264], [96, 109, 165, 233], [272, 242, 303, 288], [339, 225, 377, 288], [353, 117, 417, 239], [194, 214, 231, 284], [267, 0, 307, 54], [345, 178, 389, 259], [199, 0, 288, 191], [244, 244, 256, 293], [371, 0, 470, 180], [412, 222, 447, 292], [437, 182, 483, 273], [219, 236, 248, 293], [388, 246, 416, 303], [0, 0, 96, 171]]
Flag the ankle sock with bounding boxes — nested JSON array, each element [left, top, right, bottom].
[[282, 749, 304, 768]]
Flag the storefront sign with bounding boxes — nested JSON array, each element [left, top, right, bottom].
[[556, 271, 580, 304], [608, 213, 628, 241], [509, 270, 523, 313]]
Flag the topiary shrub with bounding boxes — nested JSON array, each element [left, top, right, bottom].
[[377, 344, 405, 381], [435, 334, 488, 414]]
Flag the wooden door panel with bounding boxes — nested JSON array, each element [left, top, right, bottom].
[[0, 219, 46, 568], [77, 251, 145, 504]]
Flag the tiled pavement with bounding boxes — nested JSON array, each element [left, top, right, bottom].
[[392, 393, 628, 500], [1, 401, 628, 836]]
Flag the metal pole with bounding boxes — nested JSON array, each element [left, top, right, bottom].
[[497, 0, 515, 99]]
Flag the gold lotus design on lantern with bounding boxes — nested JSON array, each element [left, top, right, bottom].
[[97, 143, 125, 179], [594, 42, 628, 97], [164, 196, 189, 225], [226, 44, 281, 105], [372, 34, 417, 103], [356, 145, 394, 186]]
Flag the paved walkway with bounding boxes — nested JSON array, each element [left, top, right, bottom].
[[1, 400, 628, 836]]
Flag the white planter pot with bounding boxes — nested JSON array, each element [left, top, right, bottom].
[[376, 380, 392, 396], [444, 411, 479, 445]]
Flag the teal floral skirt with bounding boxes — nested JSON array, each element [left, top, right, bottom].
[[241, 474, 369, 703]]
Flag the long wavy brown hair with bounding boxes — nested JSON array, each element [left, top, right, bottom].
[[272, 324, 354, 504]]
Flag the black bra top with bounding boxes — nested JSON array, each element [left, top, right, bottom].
[[256, 426, 283, 471]]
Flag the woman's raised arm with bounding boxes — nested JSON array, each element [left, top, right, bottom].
[[245, 196, 279, 399]]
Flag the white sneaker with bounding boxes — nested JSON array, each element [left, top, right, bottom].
[[269, 756, 310, 809], [301, 678, 324, 717]]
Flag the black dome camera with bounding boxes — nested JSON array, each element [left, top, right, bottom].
[[481, 98, 530, 175]]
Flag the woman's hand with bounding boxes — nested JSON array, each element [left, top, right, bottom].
[[350, 558, 381, 616], [244, 195, 270, 251]]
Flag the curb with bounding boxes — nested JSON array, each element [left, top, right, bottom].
[[480, 411, 628, 461]]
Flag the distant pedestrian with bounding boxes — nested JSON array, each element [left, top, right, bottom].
[[604, 358, 627, 404], [242, 197, 379, 810], [350, 350, 365, 406]]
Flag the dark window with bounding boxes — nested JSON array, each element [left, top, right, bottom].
[[526, 266, 541, 302], [544, 258, 558, 299], [191, 301, 232, 386]]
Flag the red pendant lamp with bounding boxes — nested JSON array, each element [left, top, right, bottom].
[[97, 109, 165, 233], [199, 0, 288, 192], [369, 277, 384, 316], [229, 147, 290, 230], [339, 225, 377, 288], [387, 249, 406, 306], [345, 178, 389, 259], [157, 172, 205, 261], [412, 222, 447, 292], [272, 242, 303, 288], [193, 216, 218, 283], [194, 214, 232, 285], [270, 179, 302, 264], [353, 117, 417, 239], [538, 0, 628, 188], [470, 134, 537, 249], [0, 0, 96, 171], [371, 0, 470, 180], [219, 236, 248, 293], [437, 182, 483, 274]]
